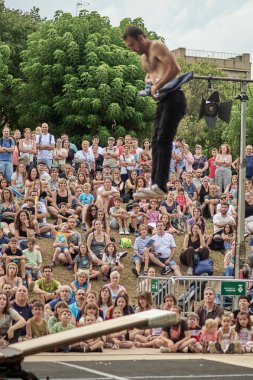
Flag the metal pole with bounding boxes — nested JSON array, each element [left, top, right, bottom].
[[193, 75, 253, 278], [235, 82, 247, 278]]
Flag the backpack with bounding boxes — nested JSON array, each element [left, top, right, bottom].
[[119, 238, 132, 248], [39, 134, 52, 145], [0, 137, 13, 148]]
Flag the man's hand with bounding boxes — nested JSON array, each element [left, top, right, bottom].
[[151, 85, 158, 96]]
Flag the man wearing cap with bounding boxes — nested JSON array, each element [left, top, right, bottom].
[[102, 137, 119, 171], [36, 123, 55, 169]]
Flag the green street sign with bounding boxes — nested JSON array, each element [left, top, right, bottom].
[[151, 278, 159, 294], [221, 281, 246, 296]]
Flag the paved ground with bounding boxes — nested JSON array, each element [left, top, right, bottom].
[[21, 350, 253, 380]]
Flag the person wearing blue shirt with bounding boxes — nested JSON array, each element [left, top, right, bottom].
[[0, 127, 15, 183], [79, 183, 94, 230], [245, 145, 253, 180], [69, 288, 86, 319]]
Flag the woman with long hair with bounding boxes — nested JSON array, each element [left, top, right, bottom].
[[215, 144, 232, 193], [25, 167, 40, 197], [10, 162, 27, 198], [14, 209, 39, 247], [19, 128, 36, 169], [92, 171, 104, 199], [124, 170, 138, 201], [48, 178, 74, 218], [0, 188, 19, 236], [97, 209, 110, 235], [105, 291, 134, 320], [0, 291, 26, 344], [0, 263, 22, 298], [180, 223, 210, 275], [85, 204, 98, 236], [86, 219, 110, 266], [111, 169, 125, 197], [97, 286, 113, 320], [62, 138, 75, 165]]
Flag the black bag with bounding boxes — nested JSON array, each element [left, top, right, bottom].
[[209, 237, 224, 251], [122, 193, 131, 204]]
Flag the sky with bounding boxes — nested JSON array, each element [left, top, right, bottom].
[[4, 0, 253, 67]]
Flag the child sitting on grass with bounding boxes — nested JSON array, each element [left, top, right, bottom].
[[26, 301, 48, 339], [109, 197, 129, 235], [50, 224, 75, 270], [82, 314, 104, 352], [105, 306, 133, 350], [156, 306, 193, 353], [132, 224, 151, 277]]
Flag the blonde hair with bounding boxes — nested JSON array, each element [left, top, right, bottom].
[[204, 318, 217, 330]]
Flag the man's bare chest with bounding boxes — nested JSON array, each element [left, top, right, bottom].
[[141, 54, 159, 73]]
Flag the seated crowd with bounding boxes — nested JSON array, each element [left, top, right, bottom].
[[0, 124, 253, 352]]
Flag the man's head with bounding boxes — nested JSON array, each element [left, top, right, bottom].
[[2, 282, 13, 297], [9, 237, 18, 250], [220, 203, 229, 215], [59, 286, 71, 301], [107, 136, 115, 147], [185, 172, 193, 182], [196, 169, 203, 178], [2, 126, 10, 138], [81, 140, 89, 150], [76, 289, 86, 305], [204, 287, 216, 304], [175, 138, 183, 148], [41, 123, 49, 134], [209, 184, 217, 193], [123, 26, 148, 55], [238, 295, 251, 309], [156, 221, 165, 234], [42, 265, 53, 279], [15, 286, 28, 304], [246, 145, 253, 155], [68, 216, 76, 230]]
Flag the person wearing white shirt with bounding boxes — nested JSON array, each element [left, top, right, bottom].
[[88, 135, 103, 155], [143, 221, 182, 276], [36, 123, 55, 168], [213, 203, 236, 235]]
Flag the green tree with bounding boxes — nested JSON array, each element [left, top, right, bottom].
[[176, 59, 250, 157], [16, 12, 156, 145], [0, 44, 16, 126], [0, 1, 43, 126], [0, 1, 42, 77]]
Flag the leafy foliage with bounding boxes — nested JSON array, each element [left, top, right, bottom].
[[0, 2, 253, 153], [15, 11, 156, 143]]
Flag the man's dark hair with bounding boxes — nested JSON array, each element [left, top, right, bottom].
[[123, 26, 145, 40], [43, 265, 53, 272], [238, 295, 251, 303]]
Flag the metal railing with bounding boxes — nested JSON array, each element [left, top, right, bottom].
[[137, 276, 250, 317], [185, 49, 242, 60]]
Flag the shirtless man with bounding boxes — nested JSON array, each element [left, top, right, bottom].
[[123, 26, 186, 199]]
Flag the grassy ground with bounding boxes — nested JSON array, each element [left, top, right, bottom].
[[36, 221, 227, 305]]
